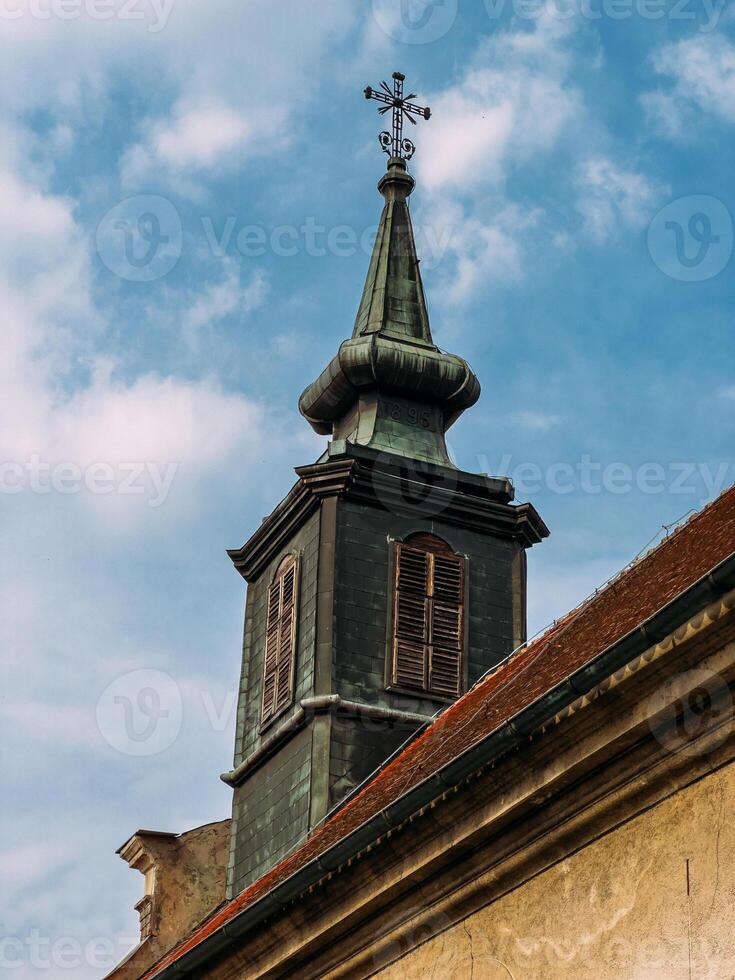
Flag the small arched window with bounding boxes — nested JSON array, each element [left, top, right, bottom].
[[390, 533, 466, 698], [261, 555, 299, 726]]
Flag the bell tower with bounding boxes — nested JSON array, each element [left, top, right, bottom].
[[221, 74, 548, 899]]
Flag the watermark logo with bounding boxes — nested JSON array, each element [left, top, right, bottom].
[[647, 195, 733, 282], [96, 669, 183, 756], [647, 668, 733, 759], [371, 450, 459, 520], [96, 194, 182, 282], [371, 0, 458, 43]]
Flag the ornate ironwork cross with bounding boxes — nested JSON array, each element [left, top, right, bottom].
[[364, 71, 431, 162]]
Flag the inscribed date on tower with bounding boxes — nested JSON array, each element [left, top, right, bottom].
[[386, 401, 436, 430]]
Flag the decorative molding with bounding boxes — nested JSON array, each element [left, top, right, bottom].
[[228, 446, 547, 582]]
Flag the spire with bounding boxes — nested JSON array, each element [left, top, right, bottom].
[[352, 158, 432, 345], [298, 73, 480, 467]]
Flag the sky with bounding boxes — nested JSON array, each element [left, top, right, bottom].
[[1, 0, 734, 975]]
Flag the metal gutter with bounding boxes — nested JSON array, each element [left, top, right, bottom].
[[151, 550, 735, 979]]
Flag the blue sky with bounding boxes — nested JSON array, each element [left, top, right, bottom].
[[2, 0, 735, 975]]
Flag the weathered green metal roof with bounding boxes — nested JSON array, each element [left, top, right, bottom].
[[352, 160, 433, 345]]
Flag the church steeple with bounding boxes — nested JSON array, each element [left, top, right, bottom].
[[299, 156, 480, 466], [223, 73, 548, 902], [299, 72, 480, 467]]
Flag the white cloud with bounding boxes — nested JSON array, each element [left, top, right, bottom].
[[0, 160, 282, 531], [406, 15, 674, 310], [575, 157, 665, 244], [0, 1, 355, 111], [0, 1, 357, 193], [121, 100, 288, 187], [0, 160, 302, 972], [0, 8, 352, 976], [182, 265, 269, 335], [154, 103, 249, 167], [417, 14, 580, 193], [509, 411, 562, 432], [409, 14, 586, 307], [640, 90, 686, 140], [57, 366, 265, 469], [410, 13, 657, 308], [427, 198, 541, 306], [643, 34, 735, 137]]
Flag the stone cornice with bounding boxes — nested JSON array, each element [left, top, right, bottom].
[[227, 480, 321, 583], [228, 446, 547, 581]]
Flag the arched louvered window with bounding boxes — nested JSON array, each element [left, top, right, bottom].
[[391, 534, 466, 698], [261, 555, 299, 726]]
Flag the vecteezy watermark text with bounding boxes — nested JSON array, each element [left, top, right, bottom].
[[0, 0, 175, 32], [474, 454, 732, 503], [95, 194, 456, 282], [201, 214, 452, 265], [485, 0, 724, 31], [0, 456, 177, 507], [370, 0, 724, 42], [0, 930, 138, 971]]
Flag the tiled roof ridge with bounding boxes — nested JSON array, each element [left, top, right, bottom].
[[281, 483, 735, 855], [456, 486, 733, 705]]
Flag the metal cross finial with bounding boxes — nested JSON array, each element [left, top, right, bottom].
[[364, 71, 431, 162]]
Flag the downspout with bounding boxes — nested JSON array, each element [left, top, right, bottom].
[[221, 696, 428, 788]]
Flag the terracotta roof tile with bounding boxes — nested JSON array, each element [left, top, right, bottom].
[[142, 484, 735, 978]]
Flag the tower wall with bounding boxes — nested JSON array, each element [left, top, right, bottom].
[[332, 497, 526, 712], [224, 449, 542, 897], [232, 510, 321, 769], [227, 509, 321, 896], [228, 727, 313, 897]]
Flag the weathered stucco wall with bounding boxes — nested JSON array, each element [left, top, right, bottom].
[[374, 760, 735, 980], [108, 820, 230, 980]]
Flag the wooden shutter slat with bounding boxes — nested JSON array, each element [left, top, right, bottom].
[[431, 602, 462, 650], [396, 593, 428, 643], [429, 648, 461, 697], [261, 558, 298, 725], [393, 544, 430, 690], [398, 547, 429, 593], [261, 577, 282, 722], [392, 537, 465, 699], [275, 569, 295, 713], [432, 554, 463, 603], [394, 640, 427, 689]]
